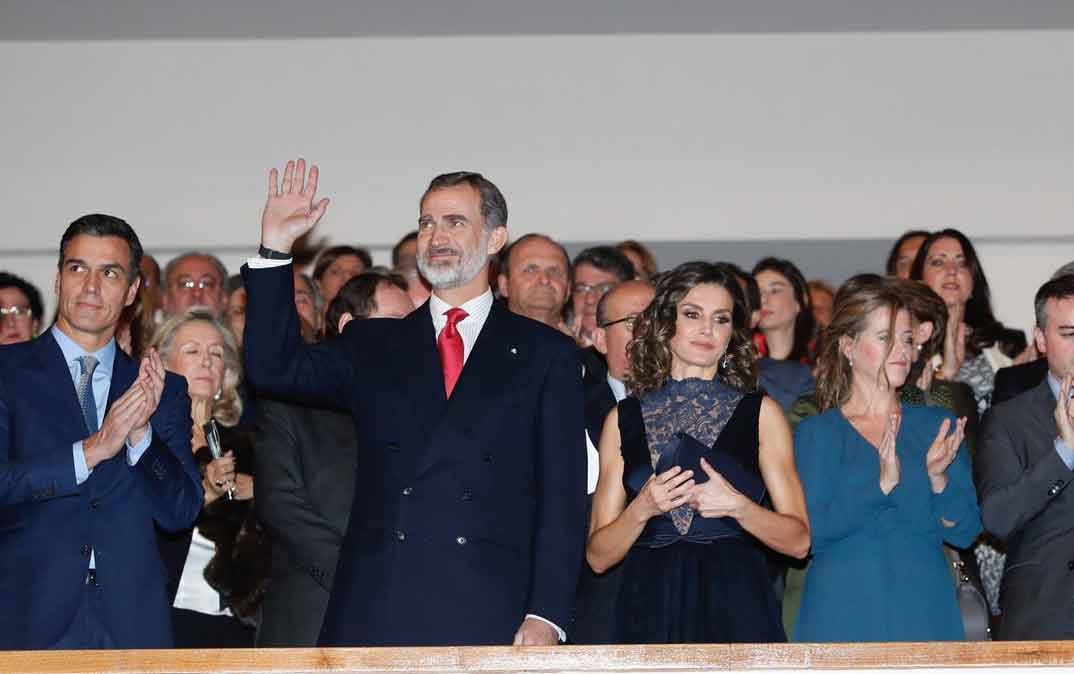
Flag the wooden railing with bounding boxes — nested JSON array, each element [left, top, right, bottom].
[[3, 642, 1074, 674]]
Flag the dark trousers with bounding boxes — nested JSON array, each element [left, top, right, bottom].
[[171, 607, 255, 648], [50, 572, 117, 649]]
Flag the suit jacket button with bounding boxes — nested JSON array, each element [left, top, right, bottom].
[[460, 490, 472, 501], [395, 529, 406, 541], [483, 453, 493, 463], [90, 499, 100, 510], [80, 544, 91, 557], [1068, 561, 1074, 571], [387, 442, 400, 453], [456, 536, 467, 545]]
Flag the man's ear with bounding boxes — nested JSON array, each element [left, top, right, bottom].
[[1034, 325, 1047, 358], [497, 272, 510, 299], [487, 226, 508, 256], [124, 275, 141, 308], [593, 327, 609, 356], [338, 312, 354, 336]]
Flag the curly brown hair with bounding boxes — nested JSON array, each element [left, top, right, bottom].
[[629, 261, 757, 396], [815, 280, 909, 411]]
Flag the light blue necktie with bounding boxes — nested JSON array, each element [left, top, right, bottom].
[[77, 355, 99, 434]]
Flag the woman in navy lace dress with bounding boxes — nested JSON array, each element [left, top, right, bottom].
[[586, 262, 810, 643]]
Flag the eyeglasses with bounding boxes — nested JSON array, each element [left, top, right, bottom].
[[573, 282, 616, 296], [599, 313, 638, 329], [0, 305, 32, 320], [175, 278, 218, 292]]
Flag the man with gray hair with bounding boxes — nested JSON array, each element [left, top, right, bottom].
[[993, 261, 1074, 405], [241, 160, 585, 647], [162, 251, 230, 318]]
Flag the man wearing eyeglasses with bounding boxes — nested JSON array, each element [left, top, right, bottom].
[[162, 252, 230, 318], [0, 272, 44, 345], [573, 279, 654, 644], [569, 247, 636, 348]]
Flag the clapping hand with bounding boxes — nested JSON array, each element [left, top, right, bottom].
[[126, 348, 166, 446], [940, 306, 966, 380], [925, 416, 966, 494], [632, 466, 695, 520], [688, 457, 746, 519], [204, 451, 236, 504], [261, 158, 330, 253], [877, 413, 901, 495], [1055, 372, 1074, 450]]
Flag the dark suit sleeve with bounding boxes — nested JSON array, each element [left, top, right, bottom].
[[976, 403, 1072, 541], [241, 262, 355, 405], [525, 342, 586, 630], [0, 370, 80, 507], [136, 374, 203, 532], [254, 400, 345, 590]]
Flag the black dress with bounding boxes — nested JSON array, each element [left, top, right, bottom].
[[612, 377, 785, 644]]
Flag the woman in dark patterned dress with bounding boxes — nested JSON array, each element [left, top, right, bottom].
[[586, 262, 810, 644]]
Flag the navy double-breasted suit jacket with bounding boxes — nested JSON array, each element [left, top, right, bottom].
[[0, 331, 202, 649], [243, 263, 586, 646]]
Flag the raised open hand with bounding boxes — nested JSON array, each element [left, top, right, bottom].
[[1055, 372, 1074, 450], [260, 158, 330, 253], [877, 413, 901, 495], [925, 416, 966, 493]]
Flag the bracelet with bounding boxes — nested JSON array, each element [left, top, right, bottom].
[[258, 244, 291, 260]]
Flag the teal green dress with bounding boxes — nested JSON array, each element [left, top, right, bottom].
[[793, 405, 981, 642]]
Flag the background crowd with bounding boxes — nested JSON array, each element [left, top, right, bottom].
[[1, 165, 1073, 649]]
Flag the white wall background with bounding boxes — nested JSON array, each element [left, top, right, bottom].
[[1, 30, 1072, 333]]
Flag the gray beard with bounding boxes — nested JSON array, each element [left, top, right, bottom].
[[417, 231, 490, 290]]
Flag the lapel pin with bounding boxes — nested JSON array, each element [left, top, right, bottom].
[[510, 347, 518, 355]]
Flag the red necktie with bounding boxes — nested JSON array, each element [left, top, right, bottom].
[[438, 307, 469, 397]]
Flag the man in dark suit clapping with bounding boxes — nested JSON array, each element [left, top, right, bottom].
[[242, 160, 585, 646], [976, 274, 1074, 639]]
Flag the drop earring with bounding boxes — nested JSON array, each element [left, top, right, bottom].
[[721, 354, 730, 370]]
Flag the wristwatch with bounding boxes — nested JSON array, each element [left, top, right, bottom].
[[258, 244, 291, 260]]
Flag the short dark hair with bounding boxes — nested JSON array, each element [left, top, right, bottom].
[[885, 230, 930, 276], [313, 245, 373, 280], [421, 172, 508, 231], [909, 228, 1001, 353], [59, 214, 143, 282], [391, 231, 419, 268], [1035, 274, 1074, 329], [752, 256, 816, 363], [324, 269, 409, 338], [0, 271, 45, 322], [500, 233, 571, 280], [572, 246, 635, 283]]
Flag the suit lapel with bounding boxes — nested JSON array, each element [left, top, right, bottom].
[[412, 302, 518, 477], [403, 301, 448, 420], [27, 333, 86, 439]]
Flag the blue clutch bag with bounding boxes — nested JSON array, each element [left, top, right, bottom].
[[655, 431, 766, 505]]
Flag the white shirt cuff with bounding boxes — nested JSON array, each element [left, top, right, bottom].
[[1055, 436, 1074, 471], [246, 256, 292, 269], [525, 613, 566, 643], [126, 422, 153, 466], [73, 441, 91, 484]]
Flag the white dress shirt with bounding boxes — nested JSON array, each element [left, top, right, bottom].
[[584, 374, 627, 494], [247, 259, 565, 641]]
